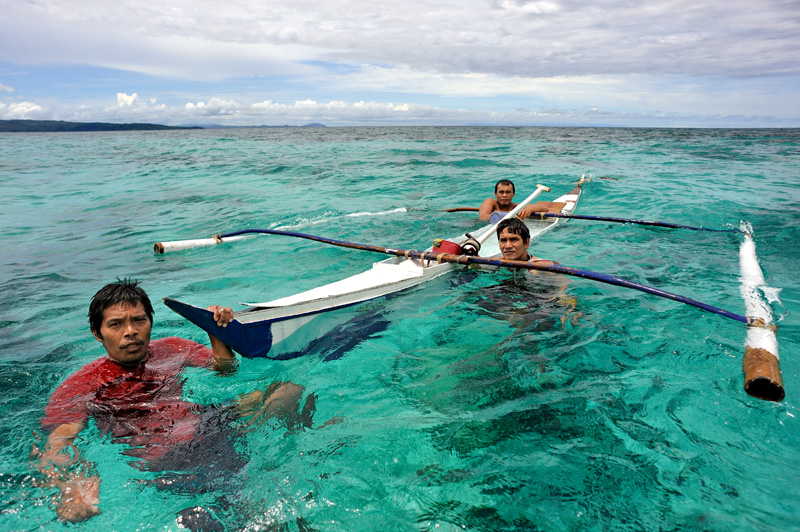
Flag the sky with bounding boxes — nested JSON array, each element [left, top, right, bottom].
[[1, 0, 798, 128]]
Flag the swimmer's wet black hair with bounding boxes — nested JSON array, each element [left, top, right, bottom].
[[89, 278, 154, 338], [496, 217, 530, 242], [494, 179, 515, 194]]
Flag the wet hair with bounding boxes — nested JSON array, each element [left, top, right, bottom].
[[494, 179, 515, 194], [496, 217, 530, 242], [89, 278, 154, 338]]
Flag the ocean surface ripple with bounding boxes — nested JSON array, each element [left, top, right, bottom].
[[1, 127, 798, 531]]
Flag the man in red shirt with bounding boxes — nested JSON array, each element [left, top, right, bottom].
[[35, 279, 314, 527]]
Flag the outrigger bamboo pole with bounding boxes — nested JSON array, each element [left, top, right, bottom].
[[154, 234, 252, 253], [531, 212, 745, 233], [739, 224, 784, 402], [154, 183, 552, 255], [444, 208, 745, 234]]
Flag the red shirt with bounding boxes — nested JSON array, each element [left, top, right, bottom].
[[42, 337, 215, 461]]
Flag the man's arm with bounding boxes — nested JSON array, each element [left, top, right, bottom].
[[34, 422, 101, 523], [480, 198, 549, 221], [517, 201, 555, 220], [526, 265, 582, 327], [478, 198, 499, 221], [206, 305, 236, 372]]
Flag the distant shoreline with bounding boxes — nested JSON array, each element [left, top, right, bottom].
[[0, 120, 328, 132], [0, 120, 202, 132], [2, 120, 794, 132]]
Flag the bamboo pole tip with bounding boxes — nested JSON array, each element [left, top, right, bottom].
[[743, 347, 785, 402], [745, 377, 785, 403]]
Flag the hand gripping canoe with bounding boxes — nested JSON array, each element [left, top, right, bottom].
[[164, 298, 274, 359]]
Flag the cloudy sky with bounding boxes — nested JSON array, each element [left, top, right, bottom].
[[1, 0, 798, 127]]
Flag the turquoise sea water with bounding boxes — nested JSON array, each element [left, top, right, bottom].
[[1, 127, 799, 531]]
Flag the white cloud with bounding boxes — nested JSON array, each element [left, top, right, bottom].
[[0, 83, 13, 93], [23, 92, 780, 127], [0, 0, 797, 126], [493, 0, 560, 14], [0, 101, 45, 119], [0, 16, 326, 82], [185, 98, 240, 115], [117, 93, 139, 106], [2, 0, 798, 80]]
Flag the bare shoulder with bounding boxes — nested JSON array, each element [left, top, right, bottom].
[[478, 197, 500, 220]]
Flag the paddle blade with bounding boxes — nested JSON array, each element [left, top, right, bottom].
[[163, 298, 274, 359]]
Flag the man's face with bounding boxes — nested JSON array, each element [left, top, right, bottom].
[[93, 300, 152, 366], [495, 184, 515, 210], [498, 228, 530, 261]]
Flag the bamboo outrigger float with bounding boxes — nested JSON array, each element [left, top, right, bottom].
[[739, 223, 784, 401]]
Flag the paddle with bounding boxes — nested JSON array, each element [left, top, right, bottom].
[[442, 208, 744, 234], [460, 183, 551, 254]]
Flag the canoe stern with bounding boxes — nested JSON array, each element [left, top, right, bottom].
[[163, 298, 274, 359]]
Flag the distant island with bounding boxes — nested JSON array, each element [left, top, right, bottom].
[[0, 120, 202, 132], [0, 120, 327, 132]]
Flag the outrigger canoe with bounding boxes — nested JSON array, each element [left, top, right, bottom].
[[162, 178, 587, 360], [158, 176, 784, 402]]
